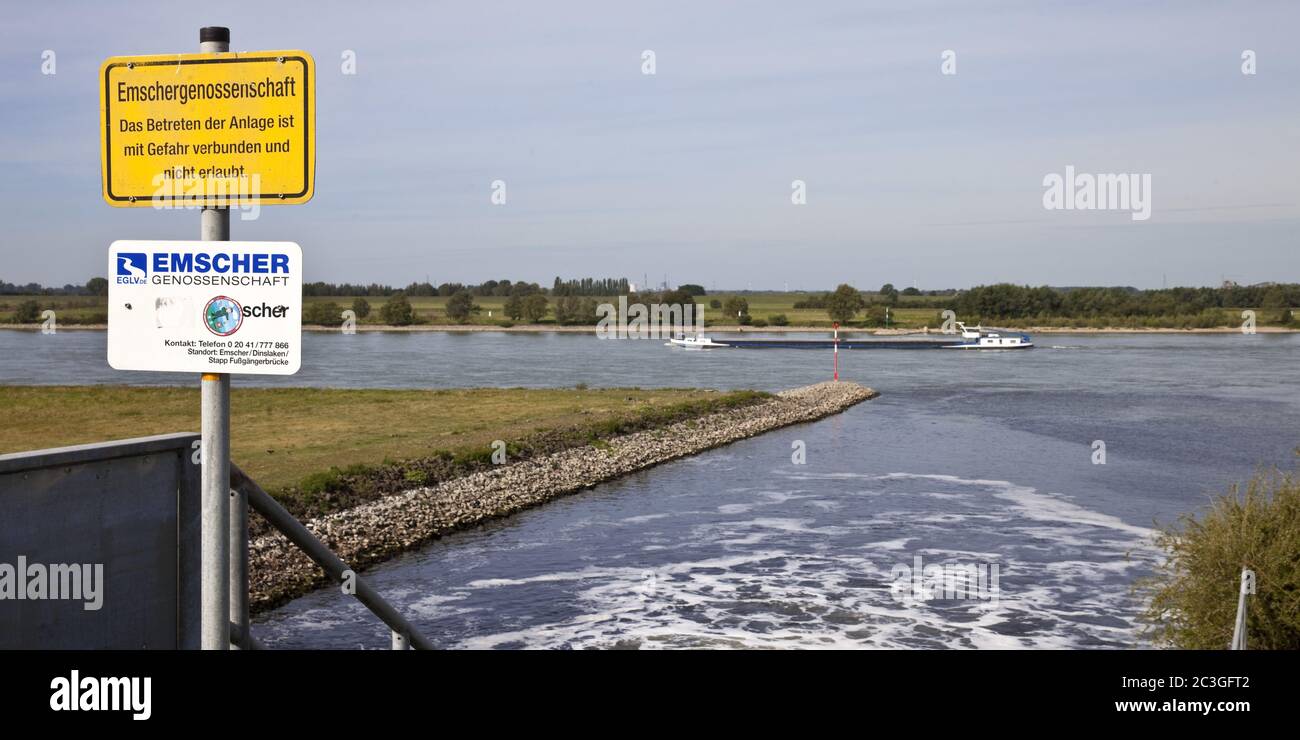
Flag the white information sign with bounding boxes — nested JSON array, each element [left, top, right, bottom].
[[107, 240, 302, 374]]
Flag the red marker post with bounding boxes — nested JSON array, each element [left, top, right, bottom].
[[833, 322, 839, 381]]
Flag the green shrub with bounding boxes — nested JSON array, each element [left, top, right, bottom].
[[13, 300, 41, 323], [380, 293, 415, 326], [452, 446, 496, 466], [722, 296, 748, 319], [445, 291, 479, 323], [521, 293, 549, 322], [1141, 469, 1300, 649], [768, 314, 789, 326], [351, 297, 371, 319], [303, 301, 342, 326], [300, 468, 345, 494], [750, 318, 768, 328]]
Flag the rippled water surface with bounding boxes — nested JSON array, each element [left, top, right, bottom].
[[4, 329, 1297, 648]]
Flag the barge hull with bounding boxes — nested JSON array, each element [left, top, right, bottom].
[[719, 339, 964, 349]]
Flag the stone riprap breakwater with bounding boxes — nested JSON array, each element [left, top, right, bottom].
[[248, 381, 878, 611]]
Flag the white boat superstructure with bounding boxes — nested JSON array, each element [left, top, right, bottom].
[[945, 322, 1034, 349], [666, 333, 729, 349]]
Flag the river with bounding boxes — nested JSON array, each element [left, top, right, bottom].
[[3, 329, 1296, 648]]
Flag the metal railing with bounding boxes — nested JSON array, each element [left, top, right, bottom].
[[229, 464, 433, 650], [1230, 568, 1251, 650]]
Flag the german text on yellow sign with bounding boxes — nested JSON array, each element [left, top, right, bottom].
[[100, 51, 315, 207]]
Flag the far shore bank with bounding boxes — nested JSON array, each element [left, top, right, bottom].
[[2, 323, 1294, 335], [248, 380, 878, 612]]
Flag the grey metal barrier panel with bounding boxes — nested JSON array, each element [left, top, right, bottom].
[[0, 433, 201, 649]]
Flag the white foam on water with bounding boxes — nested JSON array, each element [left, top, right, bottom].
[[620, 513, 674, 524], [434, 473, 1162, 650], [255, 471, 1164, 650]]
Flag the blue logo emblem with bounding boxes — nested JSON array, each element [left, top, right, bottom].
[[116, 253, 147, 282]]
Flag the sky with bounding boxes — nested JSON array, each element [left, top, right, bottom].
[[0, 0, 1296, 290]]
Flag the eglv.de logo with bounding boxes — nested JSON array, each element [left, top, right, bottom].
[[115, 252, 147, 284], [203, 296, 243, 336]]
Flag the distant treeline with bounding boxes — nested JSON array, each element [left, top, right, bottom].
[[300, 277, 634, 298], [6, 274, 1298, 329], [1, 278, 105, 296], [948, 283, 1299, 321], [302, 279, 548, 297]]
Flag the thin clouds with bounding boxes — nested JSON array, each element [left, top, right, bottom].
[[0, 0, 1297, 288]]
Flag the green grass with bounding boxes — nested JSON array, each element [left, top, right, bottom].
[[0, 385, 771, 525], [0, 385, 759, 492]]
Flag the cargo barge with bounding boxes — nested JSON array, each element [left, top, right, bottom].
[[667, 323, 1033, 350]]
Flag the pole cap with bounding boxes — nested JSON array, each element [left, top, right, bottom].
[[199, 27, 230, 43]]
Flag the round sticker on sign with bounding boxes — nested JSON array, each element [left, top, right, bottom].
[[204, 296, 243, 336]]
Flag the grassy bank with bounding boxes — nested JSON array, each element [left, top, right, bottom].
[[0, 385, 769, 523]]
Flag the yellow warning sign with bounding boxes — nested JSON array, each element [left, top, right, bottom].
[[100, 51, 315, 207]]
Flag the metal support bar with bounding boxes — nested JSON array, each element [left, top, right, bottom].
[[200, 372, 231, 650], [1230, 568, 1250, 650], [231, 464, 435, 650], [230, 480, 249, 649], [391, 631, 409, 650], [199, 26, 233, 651]]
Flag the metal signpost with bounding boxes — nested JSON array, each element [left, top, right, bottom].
[[101, 27, 315, 649], [833, 322, 839, 381]]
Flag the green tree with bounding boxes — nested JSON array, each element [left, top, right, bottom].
[[380, 293, 414, 326], [444, 291, 479, 323], [826, 284, 866, 323], [554, 295, 600, 325], [863, 304, 888, 327], [879, 283, 899, 306], [722, 296, 749, 322], [351, 297, 371, 319], [677, 283, 707, 296], [554, 295, 582, 324], [521, 293, 549, 323], [503, 294, 524, 321], [85, 277, 108, 296], [660, 289, 697, 309], [1262, 286, 1292, 324]]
